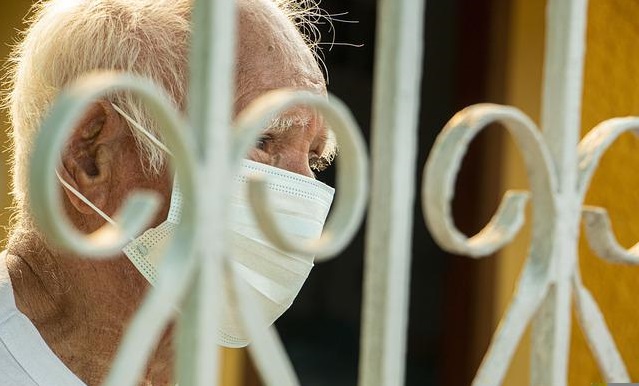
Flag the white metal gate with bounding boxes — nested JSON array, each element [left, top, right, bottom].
[[25, 0, 636, 385]]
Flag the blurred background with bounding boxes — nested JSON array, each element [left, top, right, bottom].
[[2, 0, 639, 385]]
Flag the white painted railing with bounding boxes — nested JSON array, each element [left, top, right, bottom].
[[424, 0, 634, 385], [23, 0, 635, 385]]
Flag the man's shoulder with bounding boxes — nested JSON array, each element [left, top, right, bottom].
[[0, 340, 39, 386], [0, 250, 8, 282], [0, 274, 86, 386], [0, 250, 17, 318], [0, 250, 37, 386]]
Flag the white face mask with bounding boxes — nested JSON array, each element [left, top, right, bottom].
[[58, 104, 334, 348]]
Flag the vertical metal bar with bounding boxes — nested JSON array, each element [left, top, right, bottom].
[[358, 0, 426, 385], [532, 0, 588, 385], [178, 0, 236, 385]]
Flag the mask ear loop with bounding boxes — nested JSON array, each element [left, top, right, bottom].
[[56, 103, 176, 242], [111, 103, 174, 157], [56, 171, 123, 229]]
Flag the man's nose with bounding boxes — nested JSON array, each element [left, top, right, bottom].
[[273, 151, 314, 178]]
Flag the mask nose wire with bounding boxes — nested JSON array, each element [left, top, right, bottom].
[[55, 103, 175, 242]]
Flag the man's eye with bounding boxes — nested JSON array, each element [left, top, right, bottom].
[[255, 135, 271, 151]]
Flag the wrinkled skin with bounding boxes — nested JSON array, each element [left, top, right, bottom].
[[6, 0, 328, 385]]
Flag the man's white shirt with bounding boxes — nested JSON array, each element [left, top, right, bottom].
[[0, 251, 86, 386]]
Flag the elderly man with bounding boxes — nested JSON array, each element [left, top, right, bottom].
[[0, 0, 336, 385]]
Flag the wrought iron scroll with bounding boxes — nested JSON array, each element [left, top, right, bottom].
[[27, 1, 368, 386], [423, 0, 636, 385]]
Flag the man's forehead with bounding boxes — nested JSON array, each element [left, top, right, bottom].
[[235, 0, 326, 92], [232, 0, 331, 145]]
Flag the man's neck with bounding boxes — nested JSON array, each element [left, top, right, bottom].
[[6, 229, 174, 385]]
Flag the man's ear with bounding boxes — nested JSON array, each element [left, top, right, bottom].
[[59, 100, 124, 215]]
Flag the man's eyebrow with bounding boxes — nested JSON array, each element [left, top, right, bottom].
[[263, 111, 338, 163], [264, 113, 312, 134]]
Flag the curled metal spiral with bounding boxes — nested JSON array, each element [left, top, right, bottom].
[[29, 73, 198, 260], [234, 89, 369, 260], [422, 103, 557, 258], [423, 103, 638, 384], [578, 117, 639, 265], [422, 103, 559, 385]]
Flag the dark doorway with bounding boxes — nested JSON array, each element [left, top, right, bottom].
[[274, 0, 510, 385]]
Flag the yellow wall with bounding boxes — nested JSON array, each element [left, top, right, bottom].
[[494, 0, 639, 384], [0, 1, 31, 245], [570, 0, 639, 384]]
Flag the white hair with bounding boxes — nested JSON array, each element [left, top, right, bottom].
[[4, 0, 334, 219]]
